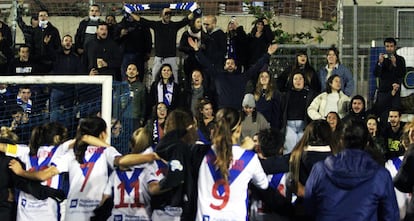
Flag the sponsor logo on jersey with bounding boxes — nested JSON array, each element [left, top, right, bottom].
[[21, 198, 26, 207], [202, 215, 210, 221], [70, 199, 78, 208], [114, 215, 123, 221]]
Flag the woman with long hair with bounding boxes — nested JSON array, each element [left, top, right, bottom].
[[196, 98, 215, 144], [246, 18, 274, 68], [281, 71, 317, 154], [253, 70, 282, 130], [9, 117, 159, 220], [278, 50, 321, 93], [318, 46, 354, 96], [307, 74, 350, 120], [149, 63, 180, 111], [288, 120, 335, 221], [148, 102, 168, 147], [196, 108, 268, 220]]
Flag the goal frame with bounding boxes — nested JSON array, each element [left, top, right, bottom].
[[0, 75, 113, 142]]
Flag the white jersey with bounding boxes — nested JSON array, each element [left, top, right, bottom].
[[104, 148, 162, 221], [53, 143, 121, 221], [385, 156, 411, 220], [196, 145, 268, 221], [16, 144, 69, 221]]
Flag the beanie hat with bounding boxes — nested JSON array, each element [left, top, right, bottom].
[[242, 93, 256, 108]]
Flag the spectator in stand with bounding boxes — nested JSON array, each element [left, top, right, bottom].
[[148, 102, 168, 147], [240, 93, 270, 140], [384, 130, 410, 220], [86, 22, 122, 81], [74, 4, 103, 56], [305, 119, 399, 221], [195, 98, 215, 145], [0, 84, 14, 122], [127, 7, 196, 83], [307, 74, 350, 120], [381, 109, 406, 160], [181, 69, 215, 117], [318, 46, 354, 96], [281, 71, 317, 154], [373, 37, 406, 123], [202, 15, 226, 70], [51, 35, 82, 74], [0, 31, 13, 75], [124, 63, 147, 130], [8, 45, 38, 75], [253, 70, 282, 131], [116, 14, 152, 81], [289, 120, 335, 221], [0, 18, 12, 50], [342, 95, 367, 123], [149, 63, 180, 111], [30, 9, 61, 73], [179, 13, 204, 86], [326, 111, 343, 151], [366, 115, 387, 161], [246, 18, 274, 69], [394, 119, 414, 221], [49, 34, 82, 125], [225, 16, 248, 71], [278, 50, 321, 93], [190, 37, 278, 110], [17, 1, 38, 48], [105, 14, 117, 39]]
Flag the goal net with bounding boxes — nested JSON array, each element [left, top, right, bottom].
[[0, 75, 128, 150]]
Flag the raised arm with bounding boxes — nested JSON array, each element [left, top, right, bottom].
[[244, 44, 278, 80], [189, 37, 219, 77]]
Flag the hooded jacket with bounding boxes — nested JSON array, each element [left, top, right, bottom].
[[305, 149, 399, 221]]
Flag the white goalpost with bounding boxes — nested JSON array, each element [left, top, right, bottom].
[[0, 75, 113, 142]]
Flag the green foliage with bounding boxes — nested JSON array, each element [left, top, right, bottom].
[[244, 0, 337, 44]]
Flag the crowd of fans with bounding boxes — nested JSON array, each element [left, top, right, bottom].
[[0, 2, 413, 221]]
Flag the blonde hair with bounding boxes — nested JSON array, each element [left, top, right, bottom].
[[130, 127, 152, 154], [0, 126, 19, 143]]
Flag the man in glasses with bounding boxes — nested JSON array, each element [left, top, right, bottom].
[[129, 8, 195, 84]]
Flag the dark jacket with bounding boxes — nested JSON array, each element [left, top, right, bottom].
[[395, 144, 414, 221], [115, 17, 152, 55], [30, 22, 61, 72], [0, 153, 65, 221], [305, 149, 399, 221], [153, 129, 209, 221], [74, 18, 103, 53], [140, 17, 189, 57], [195, 50, 271, 109], [246, 24, 274, 67], [281, 87, 317, 133], [51, 49, 83, 74], [374, 54, 406, 93], [85, 37, 122, 81], [203, 28, 227, 70]]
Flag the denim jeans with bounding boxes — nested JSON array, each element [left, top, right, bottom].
[[284, 120, 305, 154]]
